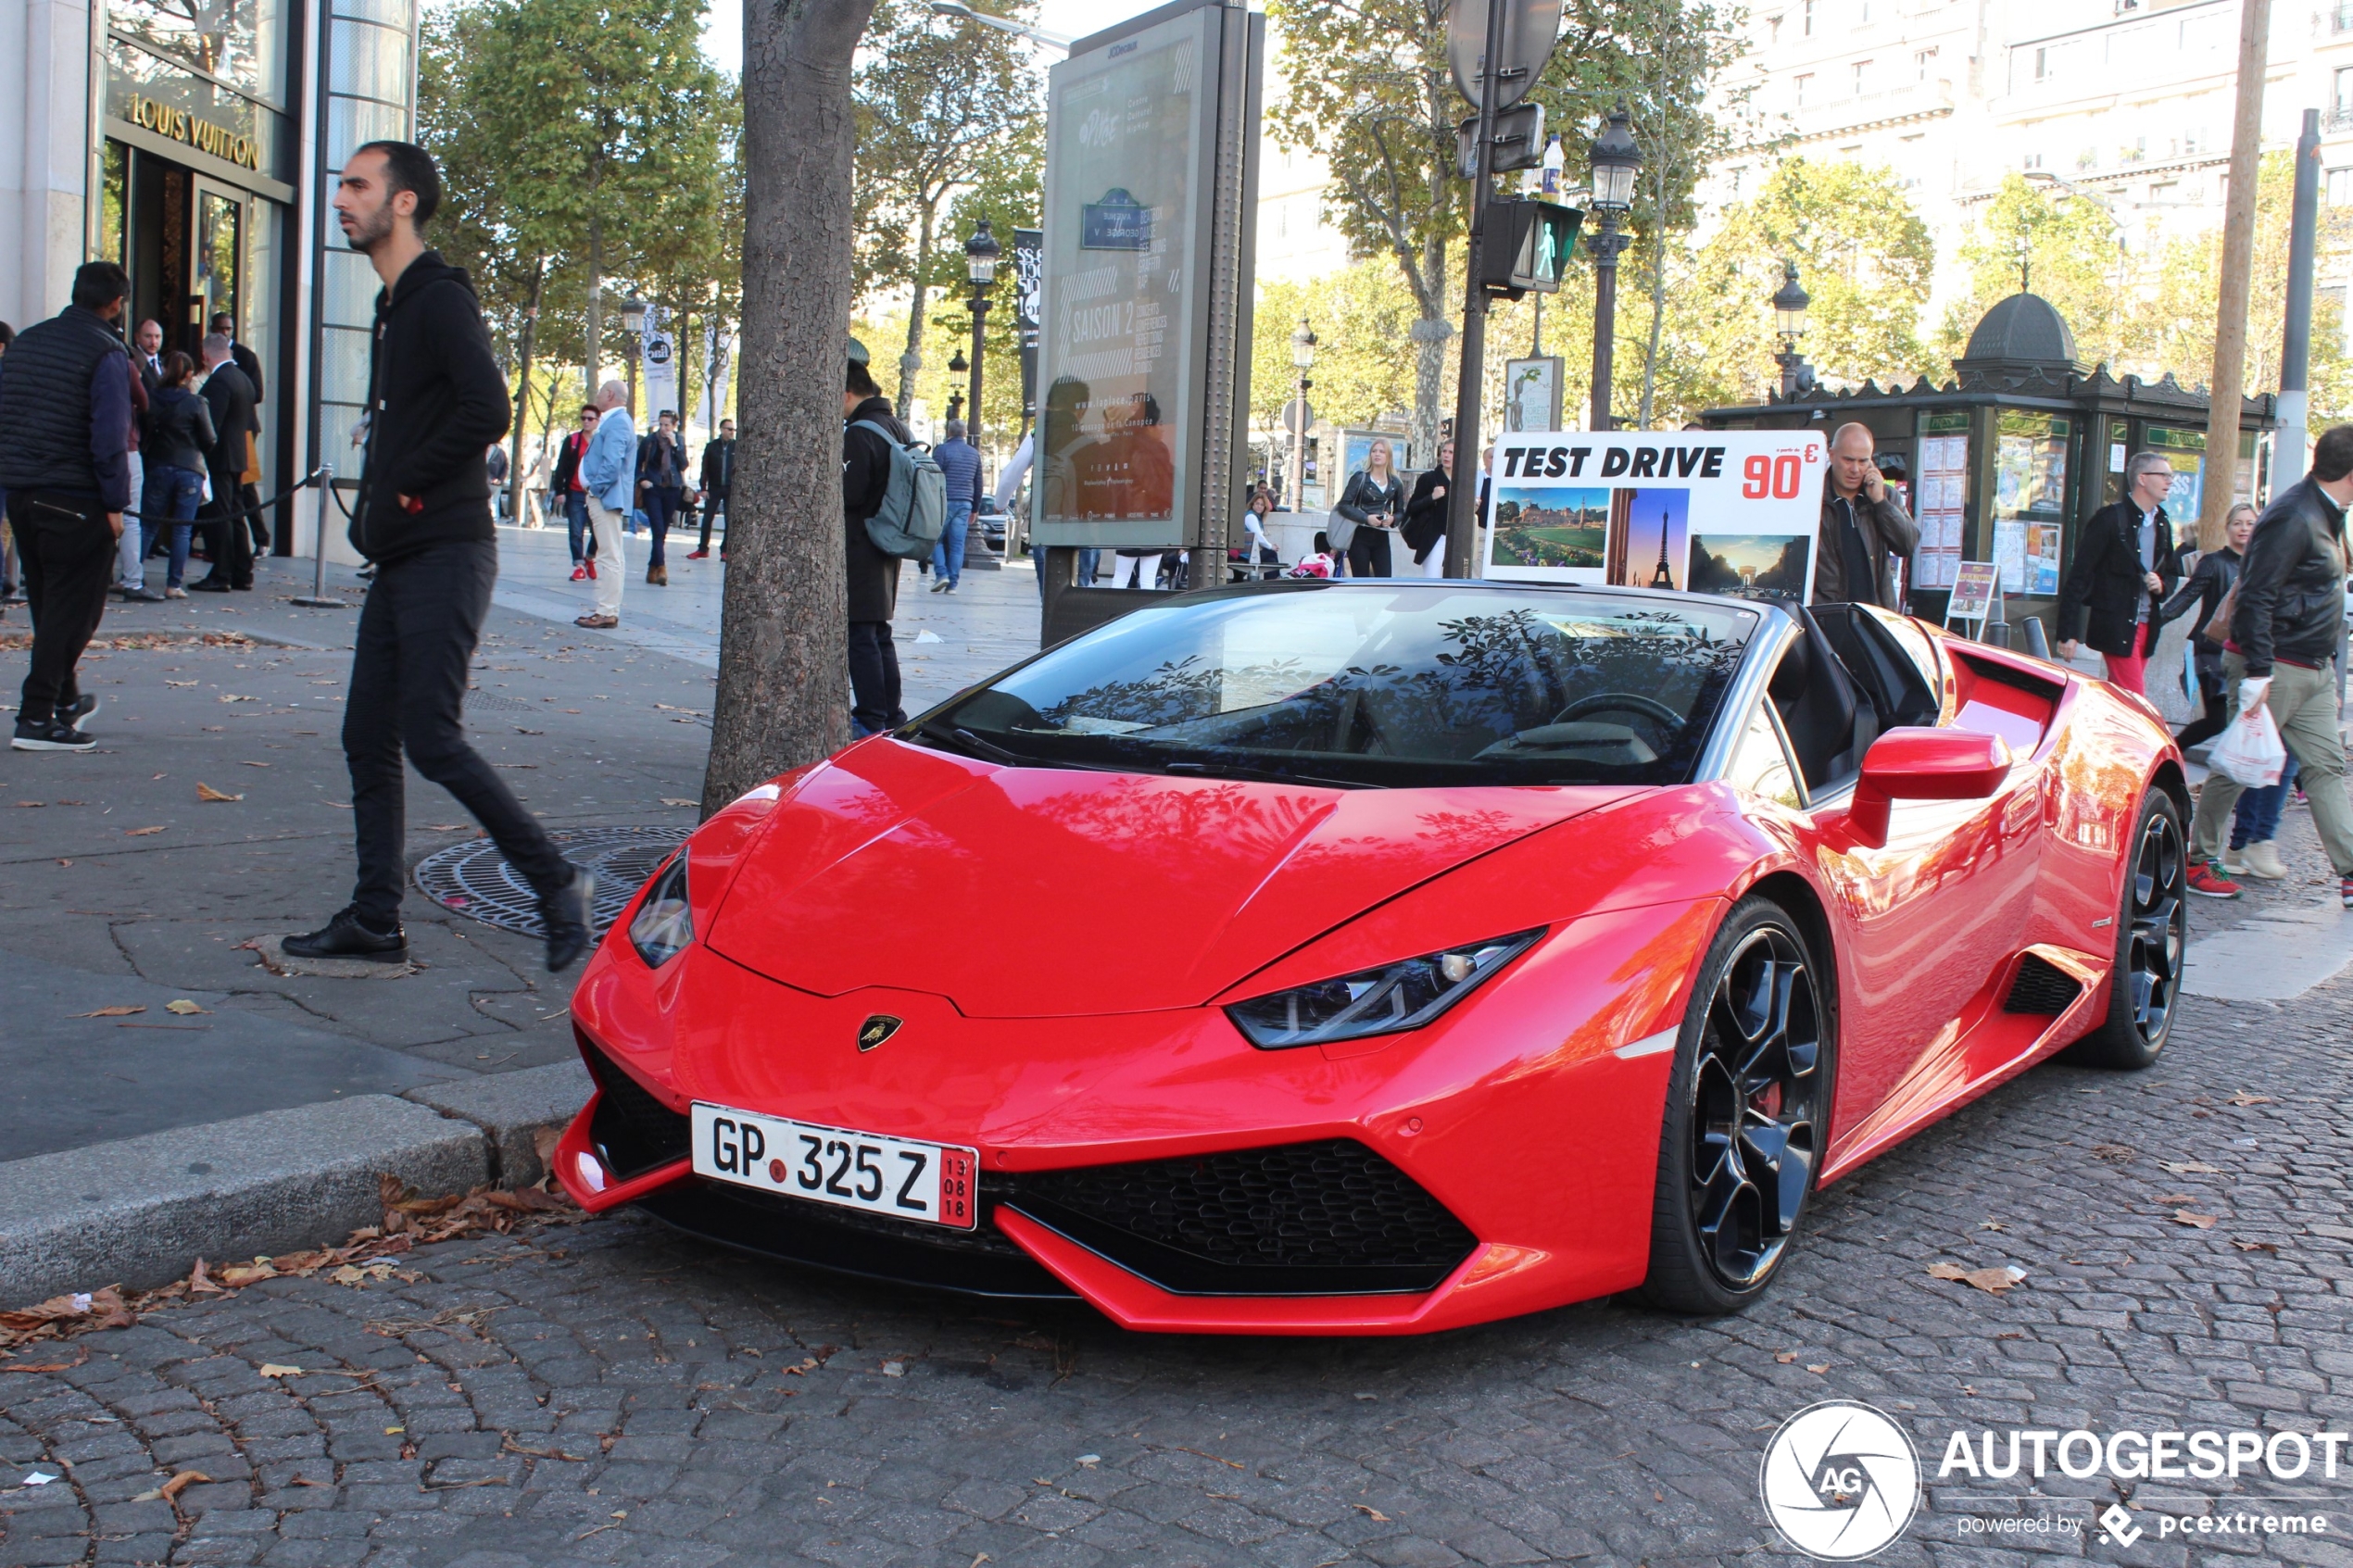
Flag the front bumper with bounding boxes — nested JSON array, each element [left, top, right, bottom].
[[559, 903, 1711, 1335]]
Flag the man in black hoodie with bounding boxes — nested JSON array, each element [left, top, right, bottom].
[[284, 141, 591, 971]]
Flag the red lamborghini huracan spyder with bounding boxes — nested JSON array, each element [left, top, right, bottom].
[[555, 581, 2187, 1335]]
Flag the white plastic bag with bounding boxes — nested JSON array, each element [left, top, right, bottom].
[[2210, 701, 2285, 788]]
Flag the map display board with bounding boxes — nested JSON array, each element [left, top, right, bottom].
[[1484, 431, 1827, 602]]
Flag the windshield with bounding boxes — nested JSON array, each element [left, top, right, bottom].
[[913, 583, 1759, 788]]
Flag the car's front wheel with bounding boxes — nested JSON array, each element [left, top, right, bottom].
[[1638, 897, 1832, 1314], [2066, 787, 2186, 1071]]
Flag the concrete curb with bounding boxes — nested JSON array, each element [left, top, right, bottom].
[[0, 1060, 592, 1303]]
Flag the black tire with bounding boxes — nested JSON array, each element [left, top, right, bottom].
[[1637, 896, 1834, 1314], [2066, 789, 2186, 1071]]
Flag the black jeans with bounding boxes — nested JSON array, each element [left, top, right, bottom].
[[697, 492, 727, 552], [201, 477, 253, 585], [344, 538, 573, 928], [1346, 526, 1392, 579], [8, 493, 113, 723], [848, 620, 905, 736], [643, 485, 682, 569]]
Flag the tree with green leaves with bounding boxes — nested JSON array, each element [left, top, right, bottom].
[[1267, 0, 1735, 460], [854, 0, 1044, 416]]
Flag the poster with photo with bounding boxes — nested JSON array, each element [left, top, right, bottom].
[[1485, 431, 1827, 602]]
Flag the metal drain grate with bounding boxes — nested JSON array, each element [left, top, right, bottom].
[[413, 825, 686, 937]]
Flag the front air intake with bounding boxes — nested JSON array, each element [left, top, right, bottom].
[[2002, 953, 2082, 1015]]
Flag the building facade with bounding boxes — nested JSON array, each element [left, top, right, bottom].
[[1708, 0, 2349, 334], [1, 0, 419, 558]]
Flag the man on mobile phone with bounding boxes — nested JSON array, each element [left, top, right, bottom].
[[0, 261, 133, 752]]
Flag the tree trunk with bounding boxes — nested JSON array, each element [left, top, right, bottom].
[[585, 214, 605, 391], [1408, 231, 1449, 469], [508, 257, 545, 521], [704, 0, 877, 812], [897, 201, 938, 418]]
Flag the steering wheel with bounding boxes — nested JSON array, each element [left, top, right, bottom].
[[1555, 692, 1685, 728]]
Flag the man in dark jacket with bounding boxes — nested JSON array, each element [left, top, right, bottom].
[[208, 311, 264, 405], [0, 262, 132, 751], [689, 419, 733, 559], [2186, 424, 2353, 904], [1809, 422, 1919, 608], [549, 405, 597, 576], [284, 139, 591, 972], [843, 340, 910, 735], [2057, 450, 2180, 694], [191, 334, 258, 591]]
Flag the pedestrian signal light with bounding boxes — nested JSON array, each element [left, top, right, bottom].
[[1478, 199, 1582, 297]]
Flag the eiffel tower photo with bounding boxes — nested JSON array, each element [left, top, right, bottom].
[[1648, 503, 1677, 590]]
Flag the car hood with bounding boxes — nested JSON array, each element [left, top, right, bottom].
[[703, 738, 1636, 1018]]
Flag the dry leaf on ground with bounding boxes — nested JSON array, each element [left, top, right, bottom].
[[2091, 1144, 2137, 1162], [2225, 1092, 2273, 1106], [164, 999, 208, 1015], [258, 1364, 303, 1378], [2233, 1239, 2279, 1253], [2162, 1160, 2220, 1173], [661, 798, 698, 807], [2173, 1210, 2220, 1228], [195, 783, 243, 803], [125, 825, 166, 836], [2153, 1193, 2194, 1205], [72, 1005, 145, 1018], [1927, 1261, 2026, 1294]]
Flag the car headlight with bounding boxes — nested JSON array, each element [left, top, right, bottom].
[[628, 850, 692, 968], [1225, 928, 1545, 1049]]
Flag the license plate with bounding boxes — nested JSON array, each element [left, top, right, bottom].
[[689, 1103, 977, 1230]]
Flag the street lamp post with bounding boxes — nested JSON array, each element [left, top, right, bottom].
[[1769, 259, 1814, 400], [946, 349, 968, 425], [621, 293, 648, 420], [926, 0, 1075, 51], [1584, 106, 1641, 432], [1289, 316, 1315, 511], [963, 219, 1001, 567]]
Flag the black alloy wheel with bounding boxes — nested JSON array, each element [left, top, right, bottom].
[[1640, 898, 1830, 1313], [2070, 789, 2187, 1071]]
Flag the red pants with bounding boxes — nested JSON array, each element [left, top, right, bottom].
[[2103, 621, 2156, 695]]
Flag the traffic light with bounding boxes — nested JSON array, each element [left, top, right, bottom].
[[1478, 198, 1582, 297]]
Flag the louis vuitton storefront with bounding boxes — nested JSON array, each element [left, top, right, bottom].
[[2, 0, 419, 558]]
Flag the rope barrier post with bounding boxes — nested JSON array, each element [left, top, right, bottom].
[[289, 466, 354, 608]]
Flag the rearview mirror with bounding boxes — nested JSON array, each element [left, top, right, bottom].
[[1847, 727, 2012, 846]]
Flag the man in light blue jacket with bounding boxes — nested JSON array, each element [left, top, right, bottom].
[[575, 378, 634, 627]]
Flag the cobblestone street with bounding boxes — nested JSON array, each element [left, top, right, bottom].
[[2, 979, 2347, 1568]]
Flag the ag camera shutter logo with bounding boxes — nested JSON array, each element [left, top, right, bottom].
[[1759, 1400, 1922, 1560]]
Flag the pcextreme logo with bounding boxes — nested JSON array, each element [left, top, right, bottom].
[[1758, 1401, 1922, 1561]]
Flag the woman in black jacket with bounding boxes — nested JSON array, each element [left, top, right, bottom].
[[1332, 438, 1405, 579], [1401, 438, 1455, 578], [2157, 502, 2254, 748], [143, 351, 216, 598]]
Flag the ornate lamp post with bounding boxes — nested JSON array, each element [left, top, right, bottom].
[[945, 349, 968, 424], [1288, 317, 1316, 509], [963, 220, 1000, 450], [620, 293, 648, 418], [1770, 259, 1815, 400], [1585, 106, 1641, 432]]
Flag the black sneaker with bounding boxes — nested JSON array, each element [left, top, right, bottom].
[[188, 577, 233, 594], [10, 717, 94, 752], [65, 695, 100, 729], [120, 587, 168, 604], [282, 907, 409, 962], [540, 868, 597, 973]]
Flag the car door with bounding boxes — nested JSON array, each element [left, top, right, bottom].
[[1765, 615, 2044, 1154]]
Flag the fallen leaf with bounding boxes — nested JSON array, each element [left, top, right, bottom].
[[2162, 1160, 2221, 1173], [72, 1005, 145, 1018], [1979, 1220, 2007, 1231], [1352, 1503, 1390, 1523], [217, 694, 254, 703], [195, 784, 243, 803], [125, 825, 166, 836], [2091, 1143, 2137, 1163], [2173, 1210, 2219, 1228], [661, 797, 698, 808], [2233, 1239, 2279, 1253], [164, 999, 208, 1015], [1774, 1351, 1798, 1363], [2153, 1193, 2194, 1205], [187, 1260, 222, 1295], [14, 801, 42, 809], [216, 1264, 275, 1286], [239, 760, 270, 768], [0, 1353, 85, 1374], [1806, 1364, 1831, 1374], [2226, 1092, 2273, 1106], [159, 1470, 209, 1500], [258, 1363, 303, 1378], [1927, 1261, 2026, 1294]]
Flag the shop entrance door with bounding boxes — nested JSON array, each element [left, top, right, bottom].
[[192, 178, 245, 348]]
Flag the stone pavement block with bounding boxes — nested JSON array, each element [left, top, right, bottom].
[[402, 1059, 592, 1187], [0, 1094, 488, 1299]]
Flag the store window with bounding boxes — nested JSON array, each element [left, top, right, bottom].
[[100, 143, 130, 265], [110, 0, 290, 107], [1991, 409, 2070, 598]]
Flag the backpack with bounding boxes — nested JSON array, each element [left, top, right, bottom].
[[851, 420, 949, 560]]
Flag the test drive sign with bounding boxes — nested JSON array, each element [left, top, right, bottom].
[[1485, 431, 1827, 602]]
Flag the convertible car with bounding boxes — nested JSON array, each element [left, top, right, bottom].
[[555, 581, 2187, 1335]]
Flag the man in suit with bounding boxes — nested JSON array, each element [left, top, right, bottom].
[[209, 313, 269, 552], [208, 312, 263, 404], [192, 333, 258, 591], [133, 320, 166, 394]]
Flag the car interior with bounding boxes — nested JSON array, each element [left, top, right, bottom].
[[1765, 603, 1943, 797]]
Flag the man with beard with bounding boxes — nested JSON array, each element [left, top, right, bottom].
[[283, 140, 591, 971]]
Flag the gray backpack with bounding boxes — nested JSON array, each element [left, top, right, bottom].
[[851, 420, 950, 560]]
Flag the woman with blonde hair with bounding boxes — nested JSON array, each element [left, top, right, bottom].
[[1332, 437, 1404, 580]]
